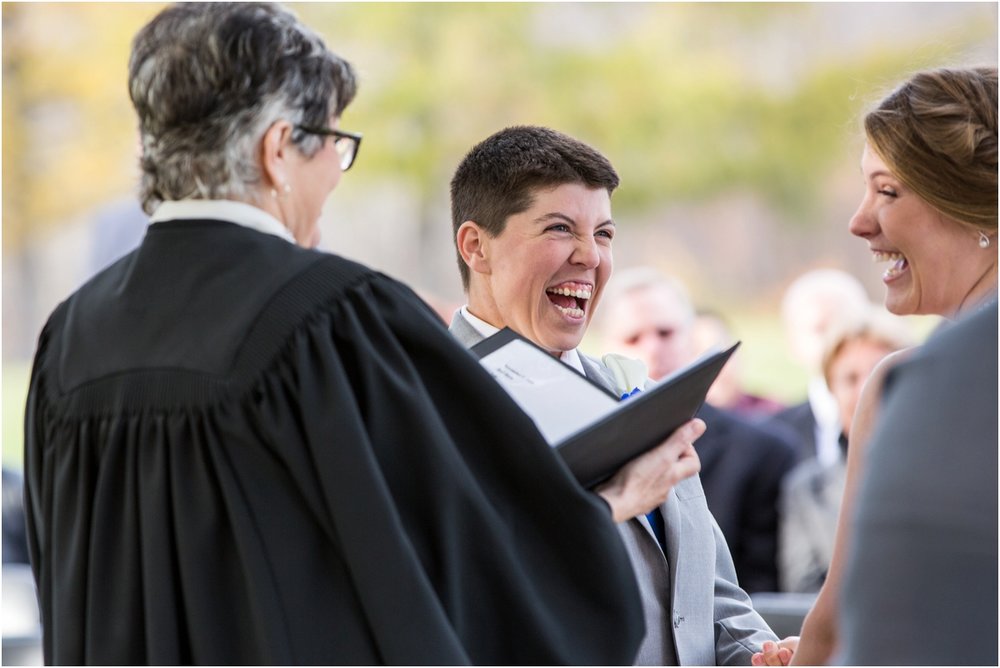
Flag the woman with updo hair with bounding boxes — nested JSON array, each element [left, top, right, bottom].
[[855, 66, 997, 318], [23, 4, 653, 664], [754, 66, 997, 667]]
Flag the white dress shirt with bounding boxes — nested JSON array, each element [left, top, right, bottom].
[[808, 376, 843, 468], [457, 305, 585, 374]]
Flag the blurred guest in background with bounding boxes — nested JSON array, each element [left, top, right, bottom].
[[600, 266, 799, 594], [23, 5, 652, 664], [449, 126, 791, 665], [838, 301, 997, 665], [88, 197, 148, 277], [785, 65, 998, 666], [778, 307, 914, 593], [2, 467, 30, 565], [690, 309, 785, 418], [765, 269, 870, 466]]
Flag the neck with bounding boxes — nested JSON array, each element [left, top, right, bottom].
[[954, 264, 998, 319], [465, 284, 505, 331], [464, 291, 564, 360]]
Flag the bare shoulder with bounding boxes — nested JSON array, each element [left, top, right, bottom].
[[862, 347, 915, 401], [850, 347, 917, 451]]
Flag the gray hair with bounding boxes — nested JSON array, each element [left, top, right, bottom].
[[128, 2, 358, 214], [780, 268, 870, 327]]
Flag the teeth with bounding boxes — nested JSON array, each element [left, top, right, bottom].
[[546, 286, 593, 300], [874, 251, 909, 280], [553, 304, 585, 318], [872, 251, 904, 263]]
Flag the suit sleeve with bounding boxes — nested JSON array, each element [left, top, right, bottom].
[[778, 469, 828, 593], [708, 510, 780, 665]]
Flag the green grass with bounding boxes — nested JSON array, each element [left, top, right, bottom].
[[731, 313, 809, 404]]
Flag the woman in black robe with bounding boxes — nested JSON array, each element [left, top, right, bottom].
[[23, 3, 701, 665]]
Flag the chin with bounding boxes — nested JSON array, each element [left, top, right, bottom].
[[542, 333, 582, 355], [885, 299, 924, 317]]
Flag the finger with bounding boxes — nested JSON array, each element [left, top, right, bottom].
[[751, 653, 763, 666], [763, 652, 785, 667], [679, 443, 700, 460], [659, 422, 704, 461], [777, 636, 800, 651], [757, 641, 781, 667], [687, 417, 707, 441], [673, 453, 701, 481], [660, 419, 705, 455], [778, 648, 793, 665]]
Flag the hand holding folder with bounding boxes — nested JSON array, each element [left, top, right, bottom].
[[472, 328, 739, 488]]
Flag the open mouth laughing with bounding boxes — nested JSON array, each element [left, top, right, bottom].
[[873, 250, 908, 281], [545, 281, 592, 319]]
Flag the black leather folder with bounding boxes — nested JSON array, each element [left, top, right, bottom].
[[472, 327, 739, 488]]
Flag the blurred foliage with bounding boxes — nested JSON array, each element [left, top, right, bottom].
[[2, 360, 31, 468], [3, 3, 164, 249], [2, 2, 995, 250]]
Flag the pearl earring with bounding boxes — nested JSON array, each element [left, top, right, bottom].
[[979, 231, 991, 249], [283, 183, 292, 195]]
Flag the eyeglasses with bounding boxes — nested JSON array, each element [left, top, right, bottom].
[[295, 125, 363, 171]]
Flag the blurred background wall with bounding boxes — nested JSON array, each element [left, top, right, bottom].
[[2, 2, 997, 466]]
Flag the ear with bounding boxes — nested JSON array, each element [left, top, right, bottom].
[[260, 120, 295, 190], [456, 221, 491, 276]]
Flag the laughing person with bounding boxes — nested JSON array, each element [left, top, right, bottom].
[[766, 66, 998, 667], [448, 125, 791, 665]]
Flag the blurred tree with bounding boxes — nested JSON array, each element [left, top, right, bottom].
[[2, 2, 994, 255], [2, 3, 163, 250]]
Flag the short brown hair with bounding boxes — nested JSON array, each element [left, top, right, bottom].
[[449, 126, 619, 290], [864, 67, 997, 234]]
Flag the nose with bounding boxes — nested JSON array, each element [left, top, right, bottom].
[[848, 198, 875, 239], [571, 236, 601, 268], [633, 331, 661, 362]]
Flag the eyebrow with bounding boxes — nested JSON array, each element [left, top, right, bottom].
[[534, 212, 616, 227], [864, 169, 896, 181]]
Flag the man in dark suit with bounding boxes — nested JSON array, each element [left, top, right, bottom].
[[599, 267, 798, 593], [837, 301, 998, 665], [693, 404, 798, 593], [765, 401, 818, 464], [765, 269, 870, 465]]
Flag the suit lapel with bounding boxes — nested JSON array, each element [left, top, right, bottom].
[[582, 353, 674, 554], [579, 353, 619, 395], [664, 491, 682, 606], [447, 310, 485, 347]]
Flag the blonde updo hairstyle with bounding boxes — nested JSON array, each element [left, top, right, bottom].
[[864, 67, 998, 235]]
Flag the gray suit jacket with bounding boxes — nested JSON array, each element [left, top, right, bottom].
[[838, 301, 998, 665], [778, 456, 845, 593], [450, 312, 777, 665]]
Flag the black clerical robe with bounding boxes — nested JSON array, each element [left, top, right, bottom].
[[24, 219, 643, 665]]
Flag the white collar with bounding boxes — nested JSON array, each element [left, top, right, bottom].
[[808, 376, 839, 427], [459, 305, 585, 374], [149, 199, 295, 244]]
